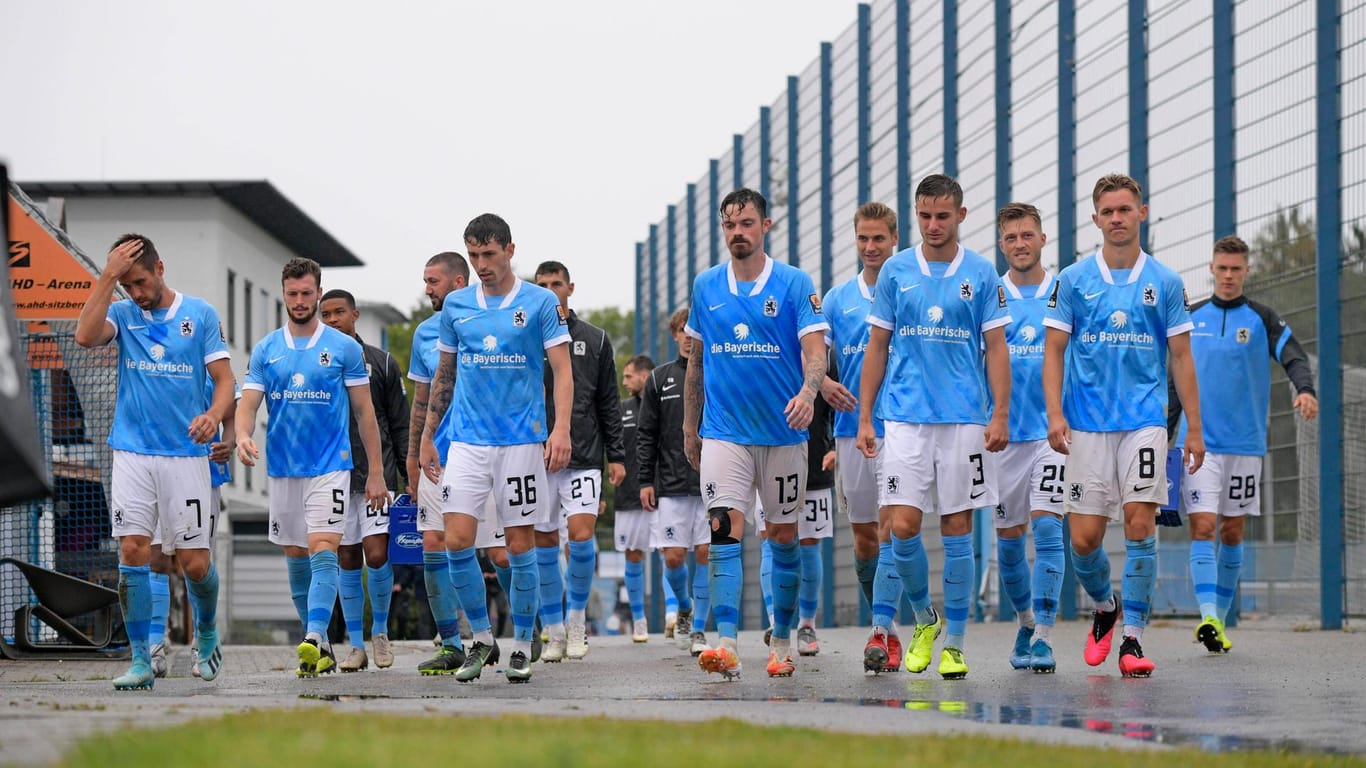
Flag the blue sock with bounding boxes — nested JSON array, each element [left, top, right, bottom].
[[855, 555, 878, 613], [760, 538, 774, 626], [1031, 516, 1065, 628], [662, 569, 679, 616], [942, 534, 974, 650], [665, 563, 692, 613], [1216, 542, 1244, 621], [509, 549, 539, 643], [624, 559, 646, 622], [148, 572, 169, 646], [690, 559, 710, 632], [798, 542, 821, 626], [494, 563, 512, 598], [1071, 545, 1113, 605], [536, 546, 565, 627], [447, 547, 491, 634], [423, 551, 462, 649], [366, 562, 393, 636], [768, 540, 800, 641], [708, 542, 742, 640], [998, 534, 1033, 617], [339, 567, 365, 646], [566, 538, 596, 614], [286, 555, 312, 631], [891, 532, 933, 622], [186, 563, 219, 632], [118, 563, 152, 663], [871, 542, 903, 629], [306, 550, 340, 637], [1190, 539, 1219, 619], [1121, 536, 1157, 633]]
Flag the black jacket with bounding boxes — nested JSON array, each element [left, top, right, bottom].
[[617, 395, 643, 511], [636, 356, 701, 497], [543, 310, 626, 470], [347, 338, 410, 492], [806, 391, 834, 491]]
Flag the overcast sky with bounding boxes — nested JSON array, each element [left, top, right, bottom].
[[1, 1, 859, 315]]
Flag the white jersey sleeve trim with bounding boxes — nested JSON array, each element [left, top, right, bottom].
[[798, 322, 830, 339], [867, 315, 894, 331], [981, 315, 1012, 332], [1042, 318, 1072, 334], [345, 376, 371, 387], [106, 318, 119, 340], [1166, 320, 1194, 337], [242, 382, 266, 392], [203, 350, 231, 365], [436, 341, 458, 354], [684, 324, 703, 341], [407, 372, 432, 384], [543, 332, 571, 350]]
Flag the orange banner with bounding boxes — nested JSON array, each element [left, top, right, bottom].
[[7, 194, 97, 320]]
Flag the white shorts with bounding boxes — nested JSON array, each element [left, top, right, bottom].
[[268, 470, 351, 547], [994, 439, 1067, 528], [474, 494, 507, 549], [1064, 427, 1169, 519], [1183, 452, 1263, 517], [614, 508, 653, 552], [442, 442, 549, 530], [835, 437, 881, 524], [342, 493, 391, 545], [699, 439, 807, 526], [416, 473, 448, 533], [878, 422, 998, 514], [652, 496, 709, 549], [799, 486, 836, 540], [110, 450, 214, 555], [535, 467, 603, 534]]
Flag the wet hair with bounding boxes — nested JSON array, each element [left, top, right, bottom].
[[464, 213, 512, 247], [1213, 235, 1250, 257], [854, 202, 897, 233], [626, 354, 655, 374], [110, 233, 159, 272], [427, 251, 470, 281], [535, 260, 571, 282], [281, 257, 322, 287], [997, 202, 1043, 232], [320, 289, 356, 308], [668, 307, 690, 336], [1092, 173, 1144, 206], [719, 188, 768, 219], [915, 174, 964, 207]]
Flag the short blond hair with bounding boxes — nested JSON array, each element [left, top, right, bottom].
[[1092, 174, 1144, 206], [854, 202, 897, 233]]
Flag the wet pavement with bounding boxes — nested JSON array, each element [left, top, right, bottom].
[[1, 618, 1362, 764]]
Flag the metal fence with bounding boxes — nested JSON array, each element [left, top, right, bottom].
[[632, 0, 1365, 625]]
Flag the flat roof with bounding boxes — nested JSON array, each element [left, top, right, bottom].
[[16, 180, 363, 267]]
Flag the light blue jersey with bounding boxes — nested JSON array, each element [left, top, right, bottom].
[[868, 246, 1011, 425], [1002, 271, 1055, 442], [436, 280, 570, 447], [407, 314, 453, 464], [244, 323, 369, 477], [1043, 251, 1193, 432], [823, 273, 883, 439], [685, 255, 829, 447], [205, 374, 239, 487], [107, 292, 230, 457]]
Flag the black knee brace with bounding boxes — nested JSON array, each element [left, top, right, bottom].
[[709, 507, 739, 545]]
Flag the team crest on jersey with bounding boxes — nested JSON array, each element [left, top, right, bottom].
[[441, 485, 450, 501], [704, 482, 717, 500], [763, 298, 779, 317], [1069, 483, 1083, 502], [112, 508, 124, 526], [808, 293, 823, 314], [959, 281, 974, 301], [1047, 280, 1060, 309], [886, 475, 900, 495], [555, 306, 569, 326], [997, 285, 1007, 308], [319, 350, 331, 367], [1189, 489, 1201, 504], [419, 507, 428, 522], [513, 309, 527, 327], [180, 319, 194, 336], [995, 504, 1006, 519], [271, 519, 280, 536], [574, 340, 587, 356], [665, 526, 677, 541], [1142, 285, 1157, 306], [1237, 327, 1251, 343]]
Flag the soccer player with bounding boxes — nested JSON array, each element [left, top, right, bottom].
[[822, 202, 905, 674], [994, 202, 1068, 673], [319, 289, 410, 672], [1175, 235, 1316, 652], [638, 308, 711, 656], [857, 174, 1012, 680], [418, 213, 573, 684], [615, 354, 654, 642], [532, 261, 627, 662], [1043, 173, 1204, 678], [75, 234, 235, 689], [236, 257, 388, 677], [405, 252, 475, 674], [682, 187, 828, 680]]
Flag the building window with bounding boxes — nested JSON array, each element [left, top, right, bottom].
[[244, 279, 254, 352], [275, 299, 283, 329], [226, 270, 236, 345]]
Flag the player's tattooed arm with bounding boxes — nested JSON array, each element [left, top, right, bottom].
[[406, 380, 430, 495], [683, 343, 704, 469], [419, 351, 457, 483]]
